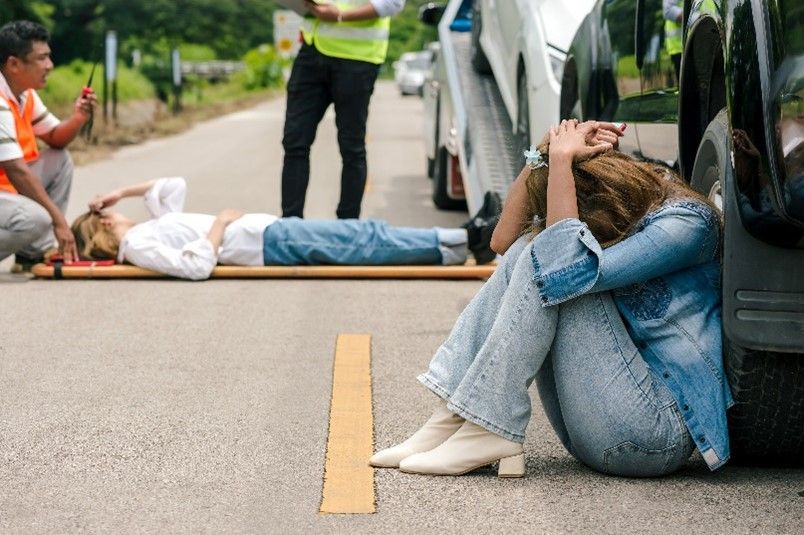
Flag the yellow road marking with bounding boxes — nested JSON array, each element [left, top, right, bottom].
[[320, 334, 375, 514]]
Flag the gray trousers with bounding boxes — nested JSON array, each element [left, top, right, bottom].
[[0, 149, 73, 262]]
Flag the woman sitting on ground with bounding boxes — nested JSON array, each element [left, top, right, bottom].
[[370, 119, 732, 477], [71, 177, 499, 280]]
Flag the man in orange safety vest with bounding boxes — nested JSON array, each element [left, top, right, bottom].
[[0, 20, 97, 270]]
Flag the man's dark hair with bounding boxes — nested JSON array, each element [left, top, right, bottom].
[[0, 21, 50, 66]]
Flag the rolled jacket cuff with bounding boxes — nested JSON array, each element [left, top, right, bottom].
[[531, 218, 602, 305]]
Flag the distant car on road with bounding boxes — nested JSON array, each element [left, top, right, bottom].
[[393, 50, 432, 96]]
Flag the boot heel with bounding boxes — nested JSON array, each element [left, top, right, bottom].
[[497, 454, 525, 478]]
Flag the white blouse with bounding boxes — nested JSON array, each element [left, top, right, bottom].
[[117, 178, 277, 280]]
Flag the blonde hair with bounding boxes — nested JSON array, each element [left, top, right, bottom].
[[71, 212, 120, 260], [524, 147, 718, 247]]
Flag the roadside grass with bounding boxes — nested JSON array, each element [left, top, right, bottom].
[[66, 85, 280, 166], [38, 60, 282, 166], [40, 60, 154, 118]]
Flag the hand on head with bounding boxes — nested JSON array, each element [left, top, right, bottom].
[[548, 119, 617, 163], [88, 190, 122, 213]]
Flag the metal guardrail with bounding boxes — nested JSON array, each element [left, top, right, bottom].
[[180, 60, 245, 80]]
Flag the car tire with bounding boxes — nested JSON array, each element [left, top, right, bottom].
[[514, 70, 530, 154], [470, 3, 491, 74], [432, 146, 466, 210], [691, 109, 804, 464]]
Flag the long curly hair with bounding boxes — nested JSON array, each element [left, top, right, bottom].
[[71, 212, 120, 260], [524, 147, 718, 247]]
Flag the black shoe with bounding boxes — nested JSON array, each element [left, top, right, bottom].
[[462, 191, 502, 229], [463, 191, 502, 264], [11, 253, 44, 273]]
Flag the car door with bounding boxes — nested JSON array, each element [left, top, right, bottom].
[[479, 0, 524, 120]]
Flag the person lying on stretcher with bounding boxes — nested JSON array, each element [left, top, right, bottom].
[[71, 178, 501, 280]]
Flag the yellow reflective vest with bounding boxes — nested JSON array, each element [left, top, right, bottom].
[[664, 1, 683, 56], [300, 1, 391, 65]]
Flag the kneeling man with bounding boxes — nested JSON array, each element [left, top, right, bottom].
[[0, 20, 97, 270]]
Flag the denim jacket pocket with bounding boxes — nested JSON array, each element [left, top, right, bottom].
[[613, 277, 672, 321], [602, 440, 683, 477]]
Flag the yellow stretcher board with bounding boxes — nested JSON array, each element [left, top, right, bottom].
[[31, 262, 496, 280]]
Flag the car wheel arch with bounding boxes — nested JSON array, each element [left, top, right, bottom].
[[679, 15, 727, 182]]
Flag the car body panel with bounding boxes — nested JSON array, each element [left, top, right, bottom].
[[476, 0, 597, 147]]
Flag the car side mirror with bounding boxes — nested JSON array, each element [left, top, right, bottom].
[[419, 3, 446, 26]]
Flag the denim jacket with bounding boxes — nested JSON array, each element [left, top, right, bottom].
[[530, 200, 734, 470]]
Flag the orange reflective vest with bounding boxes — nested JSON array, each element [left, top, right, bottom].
[[0, 90, 39, 194]]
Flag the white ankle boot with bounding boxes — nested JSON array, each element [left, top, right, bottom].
[[398, 420, 525, 477], [370, 403, 464, 468]]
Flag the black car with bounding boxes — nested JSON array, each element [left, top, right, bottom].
[[561, 0, 803, 463]]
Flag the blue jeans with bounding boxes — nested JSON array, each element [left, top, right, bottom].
[[262, 218, 464, 265], [419, 236, 694, 477]]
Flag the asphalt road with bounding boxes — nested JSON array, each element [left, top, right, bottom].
[[1, 82, 802, 533]]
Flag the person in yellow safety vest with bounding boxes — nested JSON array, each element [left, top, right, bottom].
[[281, 0, 406, 220], [0, 21, 97, 270], [663, 0, 683, 82]]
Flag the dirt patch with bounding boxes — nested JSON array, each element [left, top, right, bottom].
[[67, 90, 282, 166]]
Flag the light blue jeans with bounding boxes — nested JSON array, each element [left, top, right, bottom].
[[419, 236, 694, 477], [262, 217, 467, 265]]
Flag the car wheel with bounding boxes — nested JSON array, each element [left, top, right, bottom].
[[514, 70, 530, 154], [470, 3, 491, 74], [692, 109, 804, 464], [432, 146, 466, 210]]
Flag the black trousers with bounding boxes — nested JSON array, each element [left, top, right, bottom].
[[281, 43, 381, 219]]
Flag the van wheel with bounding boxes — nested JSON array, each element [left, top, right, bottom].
[[692, 109, 804, 464], [432, 146, 466, 210], [470, 3, 491, 74]]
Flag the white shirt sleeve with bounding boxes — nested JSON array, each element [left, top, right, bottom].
[[370, 0, 405, 17], [143, 177, 187, 218], [0, 101, 23, 163], [29, 90, 60, 137], [120, 234, 218, 281], [663, 0, 683, 21]]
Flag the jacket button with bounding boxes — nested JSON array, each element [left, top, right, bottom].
[[698, 435, 705, 443], [541, 296, 548, 303], [683, 405, 689, 411], [536, 280, 544, 288], [579, 230, 586, 236], [663, 372, 670, 379]]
